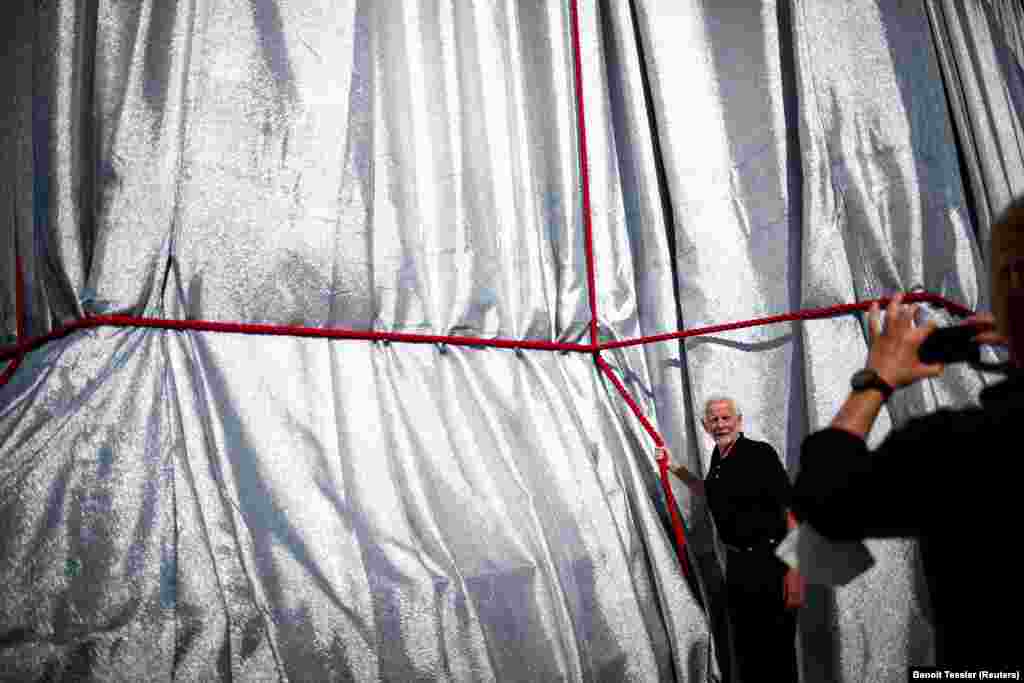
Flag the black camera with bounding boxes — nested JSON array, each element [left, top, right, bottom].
[[916, 321, 1016, 374], [917, 325, 983, 365]]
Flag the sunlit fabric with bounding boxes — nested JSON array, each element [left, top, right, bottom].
[[789, 1, 991, 679], [0, 328, 708, 680], [925, 0, 1024, 255], [1, 0, 1021, 681]]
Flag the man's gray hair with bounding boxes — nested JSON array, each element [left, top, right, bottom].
[[704, 395, 741, 417]]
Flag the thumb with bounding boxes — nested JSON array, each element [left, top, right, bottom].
[[917, 318, 939, 339]]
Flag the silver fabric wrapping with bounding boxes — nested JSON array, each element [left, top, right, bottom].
[[2, 2, 715, 680], [0, 3, 37, 343], [630, 0, 805, 530], [791, 0, 989, 680], [0, 328, 710, 681], [925, 0, 1024, 256], [87, 0, 594, 342], [638, 0, 992, 680], [628, 3, 807, 680], [2, 0, 1020, 681]]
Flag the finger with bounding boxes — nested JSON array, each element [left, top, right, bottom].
[[880, 294, 904, 334], [868, 302, 881, 342], [887, 293, 904, 322], [892, 303, 915, 330], [908, 320, 937, 347], [962, 313, 996, 329], [889, 303, 912, 332], [973, 331, 1010, 346]]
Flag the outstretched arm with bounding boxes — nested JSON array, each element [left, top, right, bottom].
[[794, 297, 1001, 539], [656, 447, 706, 497], [669, 462, 706, 497]]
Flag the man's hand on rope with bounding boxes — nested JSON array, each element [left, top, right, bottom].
[[658, 447, 706, 496]]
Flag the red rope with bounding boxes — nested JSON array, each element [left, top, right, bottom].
[[596, 354, 691, 575], [569, 0, 600, 348], [0, 293, 975, 365], [594, 354, 664, 447], [0, 315, 594, 364], [0, 357, 19, 385], [599, 292, 973, 351], [0, 0, 983, 600]]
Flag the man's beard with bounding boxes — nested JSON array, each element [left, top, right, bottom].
[[716, 433, 738, 448]]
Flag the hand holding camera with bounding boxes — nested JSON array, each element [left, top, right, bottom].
[[868, 296, 1010, 391]]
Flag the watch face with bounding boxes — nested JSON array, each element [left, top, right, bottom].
[[851, 368, 891, 395], [851, 369, 876, 390]]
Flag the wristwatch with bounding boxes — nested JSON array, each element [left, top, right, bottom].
[[850, 368, 894, 401]]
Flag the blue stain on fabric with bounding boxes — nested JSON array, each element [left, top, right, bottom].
[[160, 546, 177, 609], [80, 287, 116, 315], [96, 445, 114, 480]]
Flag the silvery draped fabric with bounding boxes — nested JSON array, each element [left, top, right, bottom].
[[0, 1, 712, 681], [0, 328, 702, 681], [1, 0, 1020, 681], [924, 0, 1024, 257], [630, 0, 987, 680], [788, 1, 986, 680]]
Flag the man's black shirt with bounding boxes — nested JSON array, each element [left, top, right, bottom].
[[794, 373, 1024, 667], [705, 434, 790, 548], [705, 433, 798, 681]]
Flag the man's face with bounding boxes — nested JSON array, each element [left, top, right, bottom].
[[992, 207, 1024, 363], [703, 401, 741, 449]]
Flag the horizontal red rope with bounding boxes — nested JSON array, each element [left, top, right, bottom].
[[0, 315, 596, 364], [0, 292, 976, 365], [596, 354, 691, 577], [598, 292, 974, 351]]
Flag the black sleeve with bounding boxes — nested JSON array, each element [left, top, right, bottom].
[[758, 441, 793, 510], [793, 410, 971, 540]]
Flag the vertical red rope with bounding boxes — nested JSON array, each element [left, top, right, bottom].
[[568, 0, 600, 348], [657, 455, 692, 578], [569, 0, 688, 576], [596, 355, 691, 576]]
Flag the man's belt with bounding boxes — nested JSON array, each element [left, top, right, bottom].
[[723, 537, 781, 553]]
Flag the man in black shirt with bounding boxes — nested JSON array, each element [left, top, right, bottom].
[[668, 397, 802, 682], [793, 197, 1024, 667]]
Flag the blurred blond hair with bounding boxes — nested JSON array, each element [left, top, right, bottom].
[[991, 198, 1024, 344]]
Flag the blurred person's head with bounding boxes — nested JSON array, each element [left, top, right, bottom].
[[991, 197, 1024, 366], [702, 397, 742, 450]]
